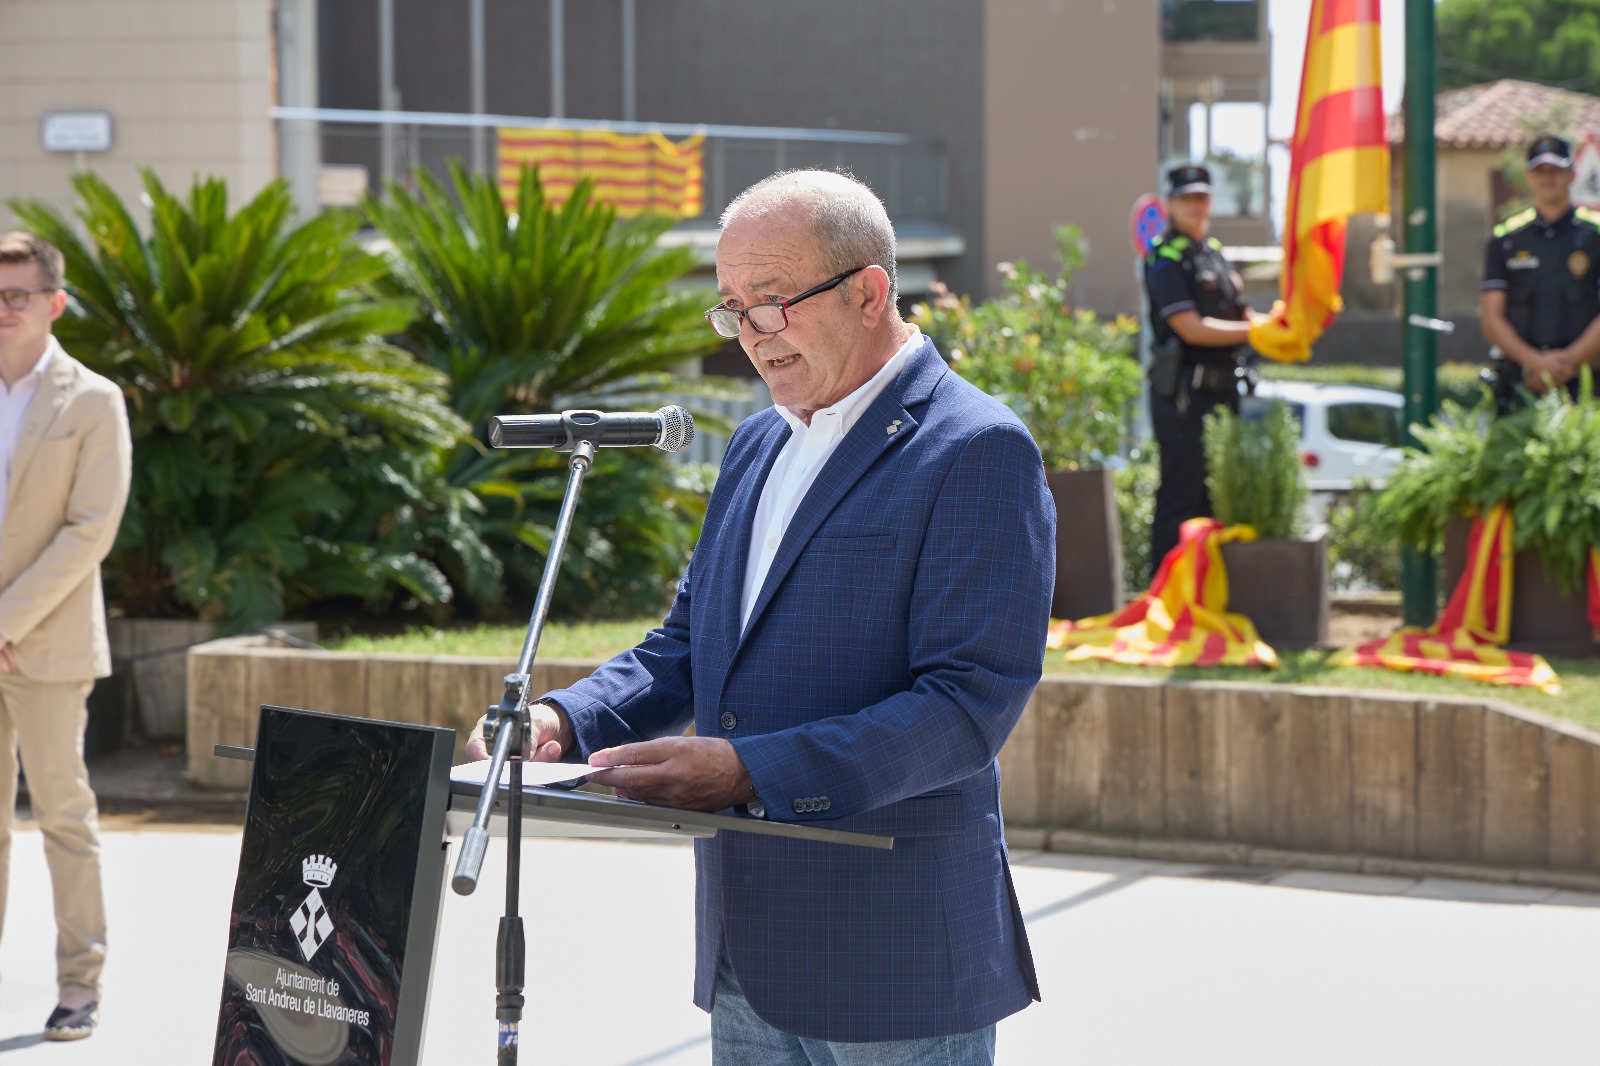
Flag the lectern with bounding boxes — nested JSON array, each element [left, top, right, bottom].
[[211, 705, 889, 1066]]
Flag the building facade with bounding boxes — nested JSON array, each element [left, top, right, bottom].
[[3, 0, 1271, 316], [0, 0, 276, 233]]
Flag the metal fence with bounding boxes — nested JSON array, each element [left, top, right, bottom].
[[275, 109, 903, 468], [276, 107, 950, 225]]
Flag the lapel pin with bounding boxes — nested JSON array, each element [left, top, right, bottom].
[[886, 419, 902, 436]]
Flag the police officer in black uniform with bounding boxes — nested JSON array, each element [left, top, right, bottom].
[[1143, 163, 1262, 571], [1481, 134, 1600, 411]]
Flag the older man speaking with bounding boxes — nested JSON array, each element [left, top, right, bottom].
[[471, 170, 1053, 1065]]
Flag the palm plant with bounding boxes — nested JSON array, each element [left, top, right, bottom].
[[10, 169, 469, 629], [365, 163, 737, 618], [1372, 373, 1600, 593]]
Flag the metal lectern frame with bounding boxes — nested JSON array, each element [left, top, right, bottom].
[[215, 728, 891, 1066]]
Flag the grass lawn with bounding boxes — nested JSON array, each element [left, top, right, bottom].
[[326, 622, 1600, 736], [327, 620, 661, 661]]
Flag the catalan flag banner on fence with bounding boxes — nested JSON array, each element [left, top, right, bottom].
[[1047, 517, 1278, 668], [1329, 504, 1563, 694], [1250, 0, 1389, 363], [496, 128, 705, 218]]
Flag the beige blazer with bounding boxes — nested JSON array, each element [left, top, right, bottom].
[[0, 341, 132, 681]]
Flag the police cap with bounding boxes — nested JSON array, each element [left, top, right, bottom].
[[1526, 134, 1573, 170], [1166, 164, 1213, 197]]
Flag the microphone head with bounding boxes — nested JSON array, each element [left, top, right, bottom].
[[655, 405, 694, 452]]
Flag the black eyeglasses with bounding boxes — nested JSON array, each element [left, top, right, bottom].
[[0, 288, 57, 312], [705, 266, 867, 339]]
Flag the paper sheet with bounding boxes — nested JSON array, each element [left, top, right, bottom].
[[450, 759, 604, 789]]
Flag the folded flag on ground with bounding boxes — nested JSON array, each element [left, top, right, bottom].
[[1329, 503, 1563, 695], [1047, 517, 1278, 668]]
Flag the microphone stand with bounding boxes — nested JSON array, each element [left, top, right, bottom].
[[451, 432, 598, 1066]]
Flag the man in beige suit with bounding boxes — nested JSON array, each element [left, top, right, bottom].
[[0, 232, 131, 1041]]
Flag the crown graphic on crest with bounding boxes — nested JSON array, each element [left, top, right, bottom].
[[301, 854, 338, 888]]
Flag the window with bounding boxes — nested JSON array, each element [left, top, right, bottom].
[[1327, 402, 1403, 447], [1240, 396, 1305, 432]]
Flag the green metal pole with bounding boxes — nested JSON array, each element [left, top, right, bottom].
[[1400, 0, 1439, 627]]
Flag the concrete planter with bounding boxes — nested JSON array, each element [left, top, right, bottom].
[[109, 618, 317, 741], [85, 670, 134, 760], [186, 638, 593, 790], [185, 639, 1600, 876], [1443, 522, 1597, 659], [998, 677, 1600, 876], [1046, 467, 1125, 621], [1220, 530, 1329, 647]]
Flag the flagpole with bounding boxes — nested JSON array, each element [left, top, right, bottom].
[[1400, 0, 1439, 627]]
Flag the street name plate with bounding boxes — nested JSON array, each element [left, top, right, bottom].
[[41, 111, 113, 153]]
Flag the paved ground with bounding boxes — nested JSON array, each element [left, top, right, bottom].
[[0, 815, 1594, 1064]]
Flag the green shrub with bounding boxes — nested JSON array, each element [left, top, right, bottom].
[[1115, 446, 1159, 592], [365, 163, 733, 619], [10, 170, 467, 629], [911, 226, 1142, 470], [1202, 401, 1307, 539], [1372, 373, 1600, 592], [1326, 481, 1401, 592]]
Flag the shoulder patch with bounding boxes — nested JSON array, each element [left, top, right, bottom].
[[1167, 235, 1192, 252], [1576, 206, 1600, 230], [1206, 236, 1224, 250], [1493, 207, 1537, 238], [1157, 245, 1184, 262]]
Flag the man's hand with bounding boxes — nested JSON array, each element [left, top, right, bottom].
[[1551, 347, 1591, 382], [1524, 351, 1571, 394], [463, 701, 569, 762], [585, 737, 753, 812]]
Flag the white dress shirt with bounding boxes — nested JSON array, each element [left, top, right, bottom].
[[0, 335, 57, 537], [740, 329, 921, 630]]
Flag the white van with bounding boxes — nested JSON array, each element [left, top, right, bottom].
[[1240, 379, 1405, 493]]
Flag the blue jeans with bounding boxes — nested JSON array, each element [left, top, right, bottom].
[[711, 952, 997, 1066]]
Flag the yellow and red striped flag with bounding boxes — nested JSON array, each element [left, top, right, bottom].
[[1590, 547, 1600, 639], [1047, 517, 1278, 668], [1251, 0, 1389, 363], [496, 128, 704, 218], [1329, 504, 1562, 694]]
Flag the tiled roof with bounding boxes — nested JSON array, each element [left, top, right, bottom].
[[1387, 79, 1600, 149]]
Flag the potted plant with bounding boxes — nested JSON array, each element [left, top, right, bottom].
[[1203, 400, 1329, 645], [1371, 378, 1600, 656], [10, 170, 465, 736], [912, 226, 1143, 619]]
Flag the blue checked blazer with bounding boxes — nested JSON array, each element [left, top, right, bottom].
[[544, 337, 1053, 1042]]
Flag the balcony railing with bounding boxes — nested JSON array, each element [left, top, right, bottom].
[[272, 107, 950, 226], [1162, 0, 1262, 43]]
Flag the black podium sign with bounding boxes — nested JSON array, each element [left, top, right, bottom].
[[213, 706, 455, 1066]]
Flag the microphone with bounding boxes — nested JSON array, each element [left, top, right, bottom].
[[488, 406, 695, 453]]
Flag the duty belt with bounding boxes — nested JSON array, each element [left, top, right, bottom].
[[1186, 360, 1243, 396]]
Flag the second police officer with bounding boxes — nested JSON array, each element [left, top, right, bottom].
[[1143, 163, 1264, 572], [1481, 134, 1600, 412]]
